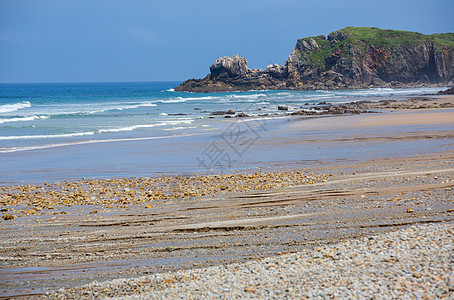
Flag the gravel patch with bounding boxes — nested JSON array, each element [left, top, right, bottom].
[[48, 222, 454, 299]]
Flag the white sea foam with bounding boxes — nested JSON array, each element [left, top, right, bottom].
[[0, 101, 31, 113], [166, 88, 175, 92], [31, 102, 158, 117], [163, 126, 197, 131], [0, 131, 96, 140], [0, 115, 48, 124], [0, 134, 195, 153], [0, 119, 195, 140], [106, 119, 195, 133], [83, 102, 157, 114], [96, 122, 184, 133], [112, 103, 157, 111], [325, 87, 443, 98], [158, 99, 188, 104], [157, 96, 221, 103], [229, 94, 266, 99]]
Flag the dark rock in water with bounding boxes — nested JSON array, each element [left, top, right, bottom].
[[378, 100, 397, 105], [168, 113, 187, 116], [292, 110, 310, 115], [291, 110, 319, 116], [210, 109, 235, 115], [175, 27, 454, 93], [438, 87, 454, 94], [236, 112, 249, 117], [291, 110, 307, 115], [211, 111, 227, 115], [278, 105, 289, 111]]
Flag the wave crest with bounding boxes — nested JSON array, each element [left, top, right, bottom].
[[0, 119, 195, 140], [0, 101, 31, 113], [0, 115, 48, 124]]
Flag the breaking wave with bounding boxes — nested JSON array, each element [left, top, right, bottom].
[[0, 101, 31, 113]]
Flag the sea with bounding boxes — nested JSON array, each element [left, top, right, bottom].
[[0, 82, 449, 184]]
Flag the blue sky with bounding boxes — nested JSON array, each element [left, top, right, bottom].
[[1, 0, 453, 83]]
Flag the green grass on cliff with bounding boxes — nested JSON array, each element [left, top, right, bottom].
[[299, 27, 454, 70], [338, 27, 454, 48]]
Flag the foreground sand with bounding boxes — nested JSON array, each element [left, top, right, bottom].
[[57, 222, 454, 299], [1, 95, 454, 298], [1, 150, 453, 298]]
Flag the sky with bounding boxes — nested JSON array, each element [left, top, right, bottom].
[[1, 0, 453, 83]]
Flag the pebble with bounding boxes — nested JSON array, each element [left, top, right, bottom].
[[0, 170, 330, 220], [47, 222, 454, 299]]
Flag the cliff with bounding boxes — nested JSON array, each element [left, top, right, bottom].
[[175, 27, 454, 92]]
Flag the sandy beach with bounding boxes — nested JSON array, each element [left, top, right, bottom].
[[1, 95, 454, 299]]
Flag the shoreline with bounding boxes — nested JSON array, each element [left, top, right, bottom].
[[1, 150, 454, 298], [1, 94, 454, 298], [1, 94, 453, 185]]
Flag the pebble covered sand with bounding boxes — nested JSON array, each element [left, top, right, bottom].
[[47, 222, 453, 299], [0, 170, 329, 221]]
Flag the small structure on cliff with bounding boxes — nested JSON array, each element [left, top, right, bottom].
[[175, 27, 454, 93]]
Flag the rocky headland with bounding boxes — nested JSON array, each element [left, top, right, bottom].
[[175, 27, 454, 92]]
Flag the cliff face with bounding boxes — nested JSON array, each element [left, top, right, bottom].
[[175, 27, 454, 92]]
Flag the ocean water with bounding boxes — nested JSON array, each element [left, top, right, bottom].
[[0, 82, 444, 153], [0, 82, 449, 184]]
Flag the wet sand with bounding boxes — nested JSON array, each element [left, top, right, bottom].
[[1, 95, 454, 298]]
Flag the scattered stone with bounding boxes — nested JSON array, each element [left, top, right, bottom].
[[2, 214, 14, 221], [211, 110, 236, 116], [48, 223, 454, 299], [236, 112, 249, 117]]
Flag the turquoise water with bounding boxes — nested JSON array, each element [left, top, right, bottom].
[[0, 82, 450, 184], [0, 82, 444, 153]]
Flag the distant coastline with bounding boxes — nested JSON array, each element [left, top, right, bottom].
[[175, 27, 454, 93]]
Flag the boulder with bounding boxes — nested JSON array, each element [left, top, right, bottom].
[[210, 54, 249, 78]]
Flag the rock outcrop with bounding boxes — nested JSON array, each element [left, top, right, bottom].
[[175, 27, 454, 92], [438, 86, 454, 94]]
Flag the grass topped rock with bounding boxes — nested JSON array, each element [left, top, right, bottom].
[[175, 27, 454, 92]]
